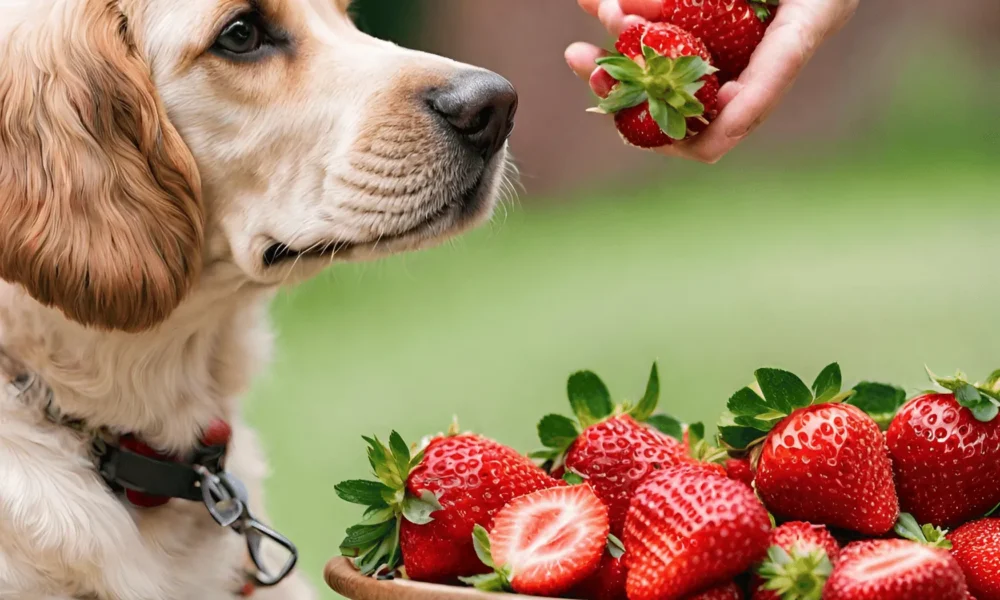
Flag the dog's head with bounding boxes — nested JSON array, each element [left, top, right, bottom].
[[0, 0, 515, 332]]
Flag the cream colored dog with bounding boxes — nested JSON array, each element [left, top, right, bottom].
[[0, 0, 516, 597]]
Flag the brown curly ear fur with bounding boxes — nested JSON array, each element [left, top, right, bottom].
[[0, 1, 204, 332]]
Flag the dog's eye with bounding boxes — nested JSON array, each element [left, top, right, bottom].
[[214, 15, 265, 55]]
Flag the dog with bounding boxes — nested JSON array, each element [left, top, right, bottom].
[[0, 0, 516, 597]]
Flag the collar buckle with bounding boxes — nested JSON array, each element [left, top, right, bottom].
[[199, 468, 299, 587]]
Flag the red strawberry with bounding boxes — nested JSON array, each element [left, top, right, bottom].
[[758, 403, 899, 535], [595, 23, 720, 148], [824, 540, 969, 600], [571, 552, 628, 600], [949, 519, 1000, 600], [752, 522, 840, 600], [690, 582, 745, 600], [887, 371, 1000, 527], [719, 365, 900, 536], [659, 0, 774, 82], [624, 464, 772, 600], [535, 364, 696, 537], [725, 457, 755, 487], [337, 430, 561, 582], [462, 485, 609, 597]]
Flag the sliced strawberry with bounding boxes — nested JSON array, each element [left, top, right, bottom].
[[824, 540, 969, 600], [463, 485, 609, 597], [336, 429, 561, 582]]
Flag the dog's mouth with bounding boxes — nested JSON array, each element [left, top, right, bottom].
[[262, 172, 488, 267]]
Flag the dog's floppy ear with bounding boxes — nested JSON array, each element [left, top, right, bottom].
[[0, 2, 204, 332]]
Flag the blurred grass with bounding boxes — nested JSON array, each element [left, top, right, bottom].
[[246, 154, 1000, 596]]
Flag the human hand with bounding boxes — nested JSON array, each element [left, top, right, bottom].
[[567, 0, 860, 163]]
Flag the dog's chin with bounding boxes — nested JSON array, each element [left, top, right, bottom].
[[259, 154, 506, 284]]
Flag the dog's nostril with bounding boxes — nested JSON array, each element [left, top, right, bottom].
[[427, 70, 518, 159]]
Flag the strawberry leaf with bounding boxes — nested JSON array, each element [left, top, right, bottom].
[[641, 44, 660, 64], [470, 524, 496, 569], [718, 410, 768, 450], [894, 513, 952, 549], [597, 83, 648, 114], [341, 521, 395, 550], [812, 363, 842, 402], [607, 534, 626, 559], [986, 502, 999, 518], [955, 383, 1000, 423], [755, 368, 814, 415], [846, 382, 907, 430], [648, 98, 687, 140], [563, 471, 586, 485], [568, 371, 614, 426], [335, 480, 391, 507], [688, 422, 706, 444], [401, 490, 442, 525], [629, 362, 660, 422], [647, 414, 684, 441], [538, 414, 580, 450], [389, 431, 411, 479], [594, 55, 644, 82], [728, 387, 772, 417]]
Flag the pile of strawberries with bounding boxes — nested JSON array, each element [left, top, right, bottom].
[[591, 0, 775, 147], [338, 363, 1000, 600]]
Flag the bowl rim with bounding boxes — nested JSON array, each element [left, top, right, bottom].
[[324, 557, 552, 599]]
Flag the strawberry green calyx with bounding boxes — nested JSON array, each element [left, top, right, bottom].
[[460, 525, 514, 592], [894, 513, 953, 550], [757, 544, 833, 600], [749, 0, 779, 22], [594, 47, 717, 141], [719, 363, 907, 451], [335, 432, 442, 576], [533, 363, 699, 468], [927, 367, 1000, 423]]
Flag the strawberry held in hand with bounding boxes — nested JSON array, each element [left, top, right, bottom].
[[461, 485, 609, 597], [718, 363, 901, 535], [624, 464, 772, 600], [336, 428, 561, 583], [659, 0, 776, 82], [887, 369, 1000, 528], [595, 22, 720, 148]]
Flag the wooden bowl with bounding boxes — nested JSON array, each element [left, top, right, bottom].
[[325, 557, 550, 600]]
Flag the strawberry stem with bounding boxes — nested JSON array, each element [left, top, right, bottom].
[[894, 513, 953, 550], [757, 544, 832, 600]]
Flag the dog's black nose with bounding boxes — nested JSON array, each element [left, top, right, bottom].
[[428, 70, 518, 159]]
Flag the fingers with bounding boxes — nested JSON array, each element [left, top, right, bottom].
[[565, 42, 606, 81], [658, 3, 832, 163], [618, 0, 663, 20]]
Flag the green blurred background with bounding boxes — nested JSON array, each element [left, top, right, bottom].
[[248, 1, 1000, 595]]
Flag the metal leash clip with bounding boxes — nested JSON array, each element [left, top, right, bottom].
[[198, 466, 299, 587]]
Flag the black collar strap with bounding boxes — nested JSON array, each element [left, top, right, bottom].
[[3, 356, 298, 589]]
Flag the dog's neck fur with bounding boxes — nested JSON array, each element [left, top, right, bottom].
[[0, 268, 276, 454]]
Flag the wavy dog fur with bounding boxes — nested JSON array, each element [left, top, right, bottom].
[[0, 0, 512, 597]]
